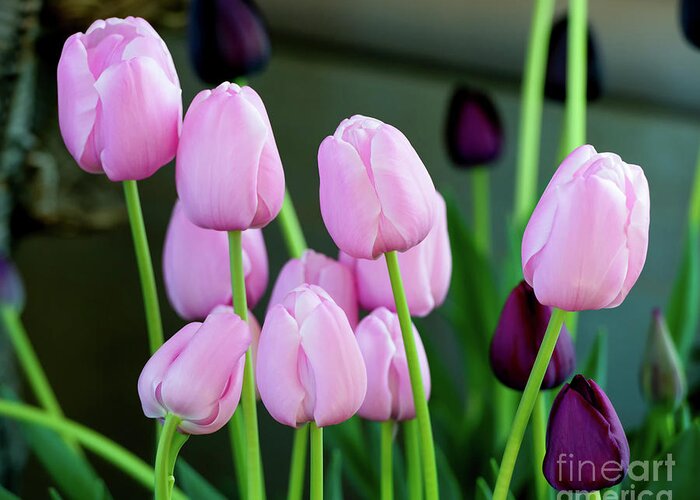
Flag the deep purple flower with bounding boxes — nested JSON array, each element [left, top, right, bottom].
[[489, 281, 575, 391], [189, 0, 271, 84], [682, 0, 700, 49], [545, 16, 602, 102], [0, 256, 24, 311], [544, 375, 630, 491], [445, 86, 503, 168]]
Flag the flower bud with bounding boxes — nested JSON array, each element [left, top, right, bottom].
[[318, 115, 436, 259], [189, 0, 271, 84], [137, 310, 251, 434], [640, 309, 686, 411], [176, 83, 285, 231], [544, 16, 602, 102], [163, 201, 268, 320], [356, 308, 430, 421], [340, 192, 451, 317], [489, 281, 575, 391], [57, 17, 182, 181], [0, 256, 25, 312], [682, 0, 700, 50], [522, 145, 650, 311], [256, 285, 367, 427], [445, 86, 503, 168], [543, 375, 630, 491], [268, 249, 358, 327]]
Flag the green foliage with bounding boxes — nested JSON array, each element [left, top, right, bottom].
[[324, 449, 344, 500], [175, 460, 227, 500], [0, 485, 20, 500], [581, 329, 608, 388]]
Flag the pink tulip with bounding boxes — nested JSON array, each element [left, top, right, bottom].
[[176, 83, 285, 231], [318, 115, 436, 259], [57, 17, 182, 181], [268, 249, 358, 327], [340, 192, 451, 317], [356, 308, 431, 421], [522, 145, 650, 311], [137, 309, 250, 434], [256, 284, 367, 427], [163, 201, 268, 320]]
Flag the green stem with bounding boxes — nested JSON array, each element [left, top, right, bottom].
[[229, 230, 264, 500], [471, 167, 492, 256], [513, 0, 556, 229], [385, 251, 438, 500], [155, 414, 181, 500], [122, 180, 163, 354], [0, 400, 185, 500], [588, 492, 601, 500], [405, 419, 423, 500], [0, 306, 80, 453], [310, 422, 323, 500], [287, 424, 309, 500], [689, 144, 700, 227], [493, 308, 568, 500], [532, 394, 549, 500], [228, 409, 247, 500], [277, 191, 308, 259], [565, 0, 587, 154], [381, 421, 394, 500]]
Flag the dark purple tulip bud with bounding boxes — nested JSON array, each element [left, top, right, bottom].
[[445, 86, 503, 168], [543, 375, 630, 491], [640, 309, 686, 411], [544, 16, 602, 102], [189, 0, 271, 84], [682, 0, 700, 49], [0, 256, 24, 312], [489, 281, 575, 391]]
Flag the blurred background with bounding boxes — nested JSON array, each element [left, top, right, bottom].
[[2, 0, 700, 497]]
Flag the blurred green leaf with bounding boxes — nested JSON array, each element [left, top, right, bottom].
[[436, 445, 463, 500], [176, 460, 226, 500], [475, 477, 493, 500], [581, 329, 608, 388], [325, 417, 375, 499], [325, 449, 344, 500], [48, 488, 64, 500], [0, 485, 20, 500]]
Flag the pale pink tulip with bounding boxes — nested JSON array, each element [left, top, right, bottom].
[[256, 285, 366, 427], [318, 115, 436, 259], [340, 192, 451, 317], [522, 145, 650, 311], [176, 82, 285, 231], [163, 201, 268, 320], [268, 249, 358, 327], [137, 309, 250, 434], [356, 308, 431, 421], [57, 17, 181, 181]]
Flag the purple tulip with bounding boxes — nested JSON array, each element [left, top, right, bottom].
[[545, 16, 602, 102], [445, 86, 503, 168], [543, 375, 630, 491], [489, 281, 575, 391], [682, 0, 700, 49], [0, 256, 24, 311], [189, 0, 271, 84]]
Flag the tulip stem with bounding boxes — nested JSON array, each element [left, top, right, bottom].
[[513, 0, 556, 229], [229, 409, 247, 500], [565, 0, 587, 153], [287, 423, 309, 500], [472, 167, 492, 255], [381, 421, 394, 500], [0, 306, 81, 454], [405, 419, 423, 500], [532, 394, 549, 500], [278, 191, 308, 259], [0, 399, 186, 500], [310, 422, 323, 500], [493, 308, 568, 500], [385, 251, 438, 500], [155, 414, 181, 500], [229, 230, 265, 500], [122, 180, 164, 354]]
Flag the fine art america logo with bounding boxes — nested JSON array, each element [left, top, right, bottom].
[[555, 454, 676, 499]]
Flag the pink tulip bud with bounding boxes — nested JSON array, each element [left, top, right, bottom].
[[137, 309, 251, 434], [176, 83, 285, 231], [163, 201, 268, 320], [256, 284, 367, 427], [268, 249, 358, 327], [57, 17, 182, 181], [318, 115, 437, 259], [356, 308, 431, 421], [340, 192, 451, 317], [522, 145, 650, 311]]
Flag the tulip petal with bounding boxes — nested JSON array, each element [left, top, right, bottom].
[[392, 319, 431, 421], [94, 56, 181, 181], [356, 314, 395, 421]]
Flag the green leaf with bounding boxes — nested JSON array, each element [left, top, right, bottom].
[[324, 417, 375, 499], [475, 477, 493, 500], [175, 460, 227, 500], [581, 329, 608, 388], [48, 488, 64, 500], [436, 445, 463, 500], [0, 485, 20, 500], [325, 449, 344, 500]]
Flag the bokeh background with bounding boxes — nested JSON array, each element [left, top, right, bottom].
[[2, 0, 700, 497]]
